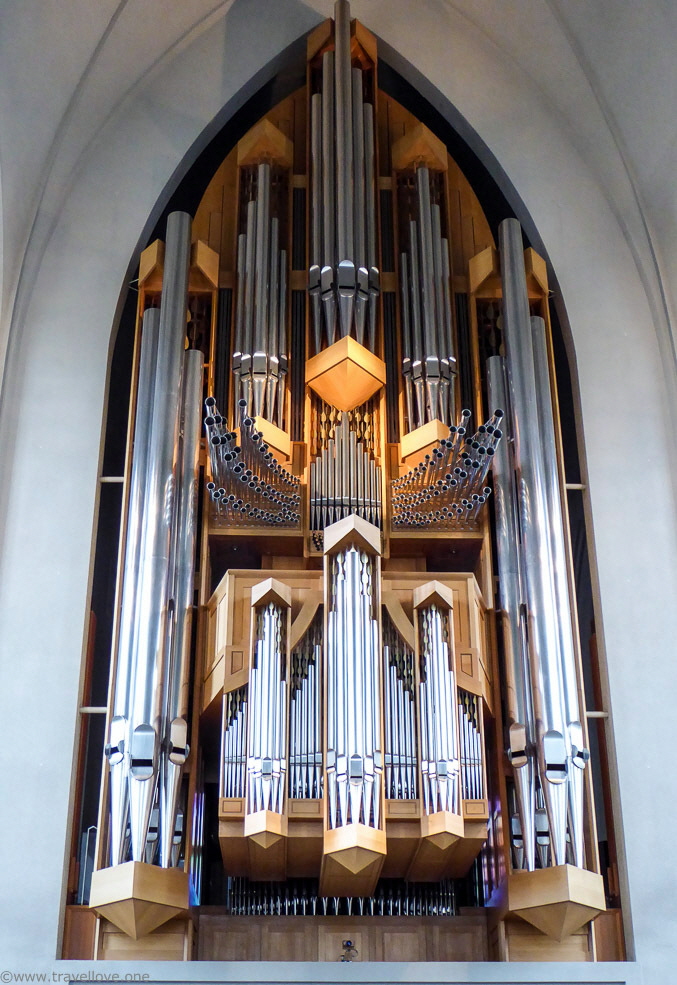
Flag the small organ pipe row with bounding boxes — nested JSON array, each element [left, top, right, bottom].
[[289, 613, 323, 800], [308, 0, 379, 351], [326, 546, 383, 829], [399, 167, 456, 428], [233, 162, 288, 426], [458, 691, 484, 801], [488, 218, 589, 871], [392, 409, 502, 530], [309, 411, 382, 532], [222, 688, 248, 799], [418, 604, 460, 815], [106, 212, 203, 868], [204, 398, 301, 527], [226, 877, 461, 916], [383, 613, 418, 800], [247, 602, 288, 816]]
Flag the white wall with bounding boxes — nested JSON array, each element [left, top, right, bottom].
[[0, 2, 675, 982]]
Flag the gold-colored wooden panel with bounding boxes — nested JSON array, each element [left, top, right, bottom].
[[261, 924, 317, 961], [197, 920, 261, 961], [62, 905, 97, 960], [504, 918, 591, 962], [97, 916, 192, 961]]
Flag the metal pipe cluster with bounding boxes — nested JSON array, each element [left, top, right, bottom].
[[383, 613, 418, 800], [225, 876, 459, 916], [222, 687, 248, 798], [246, 602, 288, 815], [308, 0, 379, 352], [204, 398, 301, 527], [326, 547, 383, 828], [233, 162, 288, 425], [143, 806, 183, 867], [488, 218, 589, 871], [399, 166, 456, 428], [418, 604, 460, 815], [458, 691, 484, 801], [391, 408, 502, 530], [288, 612, 323, 799], [106, 212, 203, 869], [309, 411, 382, 531]]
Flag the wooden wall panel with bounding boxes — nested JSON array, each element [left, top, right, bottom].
[[504, 918, 591, 962], [196, 912, 488, 961], [62, 906, 97, 960], [97, 917, 192, 961]]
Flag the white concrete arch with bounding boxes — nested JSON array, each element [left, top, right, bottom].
[[0, 3, 675, 981]]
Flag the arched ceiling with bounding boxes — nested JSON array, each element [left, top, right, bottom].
[[0, 0, 675, 387]]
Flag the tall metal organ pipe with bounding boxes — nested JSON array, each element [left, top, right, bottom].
[[326, 546, 382, 829], [530, 316, 588, 868], [486, 354, 536, 871], [418, 604, 460, 815], [499, 217, 571, 867], [159, 347, 204, 867], [108, 306, 160, 867], [233, 163, 288, 426], [127, 211, 192, 863], [308, 0, 379, 351], [106, 211, 193, 866], [246, 603, 288, 815], [399, 167, 456, 429]]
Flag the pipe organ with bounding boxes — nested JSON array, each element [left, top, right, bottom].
[[82, 0, 620, 965]]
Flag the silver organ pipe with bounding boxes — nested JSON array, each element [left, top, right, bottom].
[[111, 211, 193, 864], [309, 410, 382, 535], [326, 545, 382, 829], [223, 688, 248, 799], [418, 603, 460, 815], [392, 408, 501, 529], [234, 163, 288, 426], [530, 315, 588, 867], [108, 305, 160, 867], [399, 167, 456, 429], [288, 613, 323, 800], [457, 691, 484, 802], [383, 614, 417, 800], [486, 354, 536, 871], [247, 602, 288, 815], [498, 217, 583, 868], [159, 347, 204, 867], [204, 399, 301, 527], [308, 0, 379, 352]]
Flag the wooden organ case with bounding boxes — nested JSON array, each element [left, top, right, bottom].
[[69, 0, 625, 966]]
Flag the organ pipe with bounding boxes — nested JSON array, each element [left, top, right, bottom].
[[308, 0, 379, 352], [233, 164, 288, 427], [289, 613, 323, 800], [159, 347, 204, 867], [247, 602, 288, 816], [418, 603, 460, 815], [106, 212, 196, 866], [325, 538, 383, 830], [486, 354, 536, 871], [497, 218, 588, 870], [398, 167, 456, 429]]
